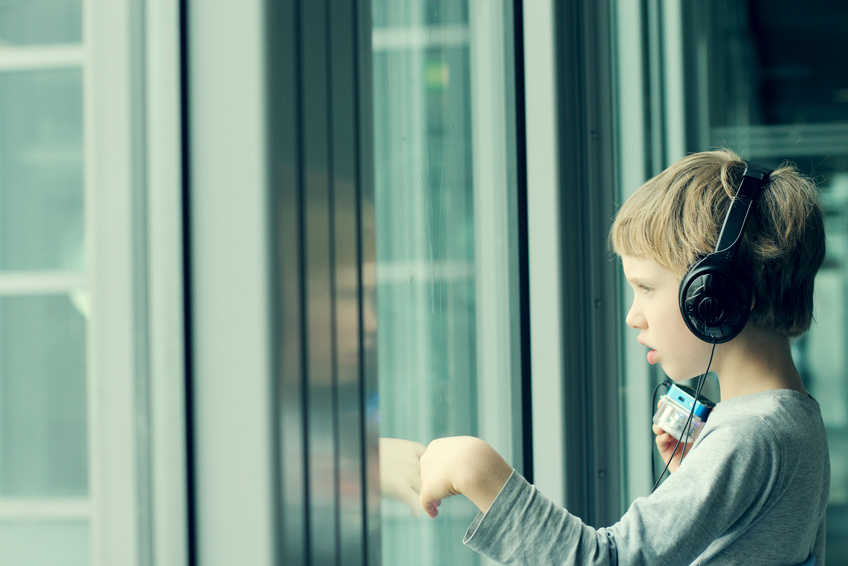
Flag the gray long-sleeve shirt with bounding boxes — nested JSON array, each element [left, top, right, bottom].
[[464, 389, 830, 565]]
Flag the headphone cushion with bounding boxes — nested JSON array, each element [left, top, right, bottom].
[[679, 256, 751, 343]]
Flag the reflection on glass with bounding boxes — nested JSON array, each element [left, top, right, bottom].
[[0, 295, 88, 496], [379, 438, 427, 516], [0, 70, 84, 272], [0, 0, 82, 46], [373, 1, 521, 564]]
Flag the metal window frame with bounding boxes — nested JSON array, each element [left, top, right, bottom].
[[185, 0, 279, 564], [524, 0, 623, 527], [269, 0, 379, 563], [81, 0, 188, 564], [185, 0, 378, 564]]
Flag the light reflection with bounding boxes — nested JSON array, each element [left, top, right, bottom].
[[379, 437, 426, 517]]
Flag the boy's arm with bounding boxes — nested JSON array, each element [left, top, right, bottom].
[[418, 436, 513, 518]]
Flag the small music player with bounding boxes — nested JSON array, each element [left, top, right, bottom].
[[653, 384, 715, 443]]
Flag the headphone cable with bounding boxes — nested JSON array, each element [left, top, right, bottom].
[[649, 378, 673, 485], [650, 341, 717, 493]]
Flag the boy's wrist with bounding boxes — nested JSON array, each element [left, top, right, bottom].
[[455, 437, 513, 513], [418, 436, 513, 518]]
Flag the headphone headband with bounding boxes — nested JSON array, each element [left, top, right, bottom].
[[712, 163, 771, 261]]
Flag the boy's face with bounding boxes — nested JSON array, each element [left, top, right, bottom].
[[622, 255, 714, 381]]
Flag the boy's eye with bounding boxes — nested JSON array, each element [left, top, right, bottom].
[[639, 284, 654, 293]]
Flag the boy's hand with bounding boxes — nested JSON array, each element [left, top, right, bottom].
[[418, 436, 513, 519], [652, 424, 694, 473], [379, 438, 427, 517]]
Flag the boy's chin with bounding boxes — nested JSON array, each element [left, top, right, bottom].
[[665, 369, 708, 383], [662, 367, 694, 382]]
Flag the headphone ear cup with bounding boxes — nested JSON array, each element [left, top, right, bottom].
[[679, 256, 751, 343]]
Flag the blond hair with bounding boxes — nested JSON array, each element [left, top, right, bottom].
[[610, 149, 826, 337]]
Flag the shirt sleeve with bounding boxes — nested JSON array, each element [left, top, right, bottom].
[[463, 470, 618, 565], [463, 415, 782, 565]]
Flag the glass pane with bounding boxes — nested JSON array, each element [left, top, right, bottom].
[[0, 0, 82, 46], [0, 69, 85, 272], [1, 3, 92, 566], [616, 0, 848, 560], [0, 521, 89, 565], [684, 2, 848, 560], [0, 295, 88, 496], [373, 0, 522, 564]]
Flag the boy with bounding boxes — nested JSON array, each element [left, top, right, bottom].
[[417, 149, 830, 565]]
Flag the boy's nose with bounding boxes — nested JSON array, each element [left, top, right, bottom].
[[626, 304, 645, 329]]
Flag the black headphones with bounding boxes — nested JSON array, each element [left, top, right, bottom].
[[678, 162, 772, 343]]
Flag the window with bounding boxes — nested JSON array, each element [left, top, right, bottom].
[[0, 2, 186, 564], [371, 1, 524, 563], [0, 3, 88, 563], [684, 3, 848, 559], [614, 0, 848, 559]]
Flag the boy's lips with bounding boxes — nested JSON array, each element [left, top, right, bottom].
[[647, 349, 658, 365], [638, 338, 658, 365]]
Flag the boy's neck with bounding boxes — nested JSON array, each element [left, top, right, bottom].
[[713, 326, 807, 402]]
